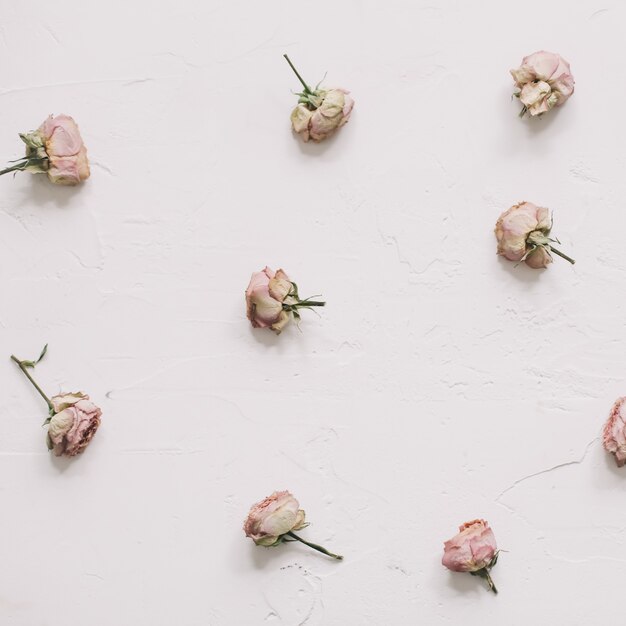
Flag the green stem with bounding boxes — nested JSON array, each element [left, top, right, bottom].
[[0, 160, 28, 176], [10, 355, 54, 413], [286, 531, 343, 560], [549, 245, 575, 265], [0, 157, 47, 177], [293, 300, 325, 308], [283, 54, 312, 93], [484, 570, 498, 594]]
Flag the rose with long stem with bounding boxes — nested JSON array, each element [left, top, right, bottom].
[[244, 491, 343, 560], [10, 345, 102, 456]]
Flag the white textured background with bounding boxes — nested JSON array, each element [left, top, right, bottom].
[[1, 0, 625, 624]]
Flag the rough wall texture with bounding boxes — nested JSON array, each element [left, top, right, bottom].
[[0, 1, 624, 624]]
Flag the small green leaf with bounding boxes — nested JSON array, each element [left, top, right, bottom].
[[35, 344, 48, 365]]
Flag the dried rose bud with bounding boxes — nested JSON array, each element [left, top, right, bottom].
[[603, 397, 626, 467], [511, 51, 574, 117], [47, 392, 102, 457], [1, 114, 89, 185], [495, 201, 575, 268], [245, 266, 325, 334], [284, 54, 354, 143], [442, 519, 499, 593], [10, 346, 101, 456], [244, 490, 342, 559], [244, 490, 307, 546]]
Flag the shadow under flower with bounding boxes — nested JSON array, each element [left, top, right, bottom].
[[446, 570, 491, 595], [602, 442, 625, 478], [495, 254, 548, 283], [517, 103, 563, 135], [49, 452, 74, 473], [18, 172, 85, 209]]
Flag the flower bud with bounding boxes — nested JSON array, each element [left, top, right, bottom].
[[47, 392, 102, 457], [511, 51, 574, 117]]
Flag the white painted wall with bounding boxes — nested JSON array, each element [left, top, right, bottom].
[[1, 1, 624, 624]]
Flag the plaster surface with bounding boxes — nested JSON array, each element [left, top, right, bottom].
[[1, 1, 624, 624]]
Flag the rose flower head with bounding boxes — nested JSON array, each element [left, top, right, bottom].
[[244, 490, 342, 559], [244, 490, 307, 546], [511, 51, 574, 117], [603, 397, 626, 467], [47, 392, 102, 457], [495, 202, 575, 268], [442, 519, 499, 593], [1, 114, 89, 185], [245, 266, 325, 334], [284, 54, 354, 143]]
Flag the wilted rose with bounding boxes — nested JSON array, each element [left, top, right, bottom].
[[495, 201, 575, 268], [442, 519, 499, 593], [243, 490, 307, 546], [442, 519, 497, 572], [246, 267, 295, 333], [291, 88, 354, 143], [243, 490, 343, 559], [1, 114, 89, 185], [603, 397, 626, 467], [47, 392, 102, 457], [511, 51, 574, 117], [245, 266, 325, 334], [284, 54, 354, 143], [38, 115, 90, 185]]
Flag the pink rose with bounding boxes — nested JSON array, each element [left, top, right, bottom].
[[495, 201, 575, 268], [1, 114, 90, 185], [11, 346, 101, 456], [245, 266, 325, 334], [442, 519, 499, 593], [603, 397, 626, 467], [284, 54, 354, 143], [244, 490, 343, 559], [243, 490, 307, 546], [511, 51, 574, 117], [38, 115, 90, 185], [47, 392, 102, 457], [246, 267, 294, 333]]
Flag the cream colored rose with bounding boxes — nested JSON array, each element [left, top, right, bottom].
[[511, 51, 574, 117], [284, 54, 354, 143], [243, 491, 307, 546], [291, 88, 354, 143]]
